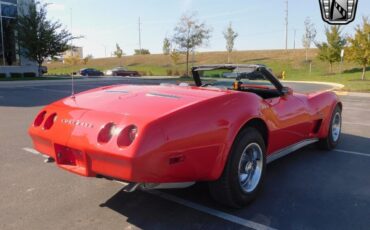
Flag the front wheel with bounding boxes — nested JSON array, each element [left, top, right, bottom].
[[209, 127, 266, 208], [318, 105, 342, 150]]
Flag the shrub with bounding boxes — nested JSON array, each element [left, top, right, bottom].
[[166, 69, 173, 76], [148, 71, 153, 76], [0, 73, 6, 78], [23, 72, 37, 78], [181, 71, 189, 77], [139, 71, 147, 76], [134, 49, 150, 55], [10, 73, 23, 78], [173, 70, 180, 76]]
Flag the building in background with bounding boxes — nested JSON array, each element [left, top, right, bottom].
[[0, 0, 38, 77], [63, 46, 83, 60]]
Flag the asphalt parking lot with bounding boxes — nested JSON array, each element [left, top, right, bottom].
[[0, 78, 369, 230]]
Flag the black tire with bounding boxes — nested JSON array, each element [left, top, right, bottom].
[[318, 105, 342, 150], [209, 127, 266, 208]]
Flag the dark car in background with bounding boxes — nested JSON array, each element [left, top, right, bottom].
[[39, 66, 48, 75], [105, 67, 140, 77], [80, 68, 104, 76]]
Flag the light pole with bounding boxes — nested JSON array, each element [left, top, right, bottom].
[[340, 49, 344, 76], [285, 0, 289, 51]]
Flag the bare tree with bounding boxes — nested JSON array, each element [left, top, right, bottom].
[[172, 12, 211, 76], [223, 22, 238, 63], [83, 54, 93, 65], [170, 49, 181, 66], [302, 17, 317, 61]]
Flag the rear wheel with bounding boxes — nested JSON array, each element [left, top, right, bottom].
[[318, 105, 342, 150], [209, 127, 266, 208]]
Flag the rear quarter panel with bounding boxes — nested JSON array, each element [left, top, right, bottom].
[[133, 92, 267, 182]]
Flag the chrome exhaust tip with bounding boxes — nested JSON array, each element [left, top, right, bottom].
[[44, 157, 55, 163]]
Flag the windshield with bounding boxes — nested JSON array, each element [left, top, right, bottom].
[[198, 68, 276, 90]]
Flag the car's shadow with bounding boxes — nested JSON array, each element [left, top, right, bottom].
[[99, 133, 370, 230]]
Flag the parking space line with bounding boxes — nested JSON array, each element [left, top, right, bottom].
[[22, 147, 49, 158], [342, 122, 370, 127], [22, 146, 275, 230], [343, 107, 370, 112], [146, 190, 276, 230], [335, 149, 370, 158]]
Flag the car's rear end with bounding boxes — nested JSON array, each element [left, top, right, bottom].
[[28, 84, 233, 185], [29, 104, 143, 181]]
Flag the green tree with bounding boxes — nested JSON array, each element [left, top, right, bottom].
[[316, 26, 346, 73], [223, 22, 238, 64], [346, 17, 370, 80], [114, 43, 123, 58], [172, 12, 211, 76], [163, 37, 171, 55], [302, 17, 317, 62], [17, 1, 74, 75]]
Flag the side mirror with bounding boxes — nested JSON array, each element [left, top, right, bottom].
[[281, 86, 293, 96]]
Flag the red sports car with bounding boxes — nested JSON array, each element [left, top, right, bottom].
[[29, 64, 342, 207]]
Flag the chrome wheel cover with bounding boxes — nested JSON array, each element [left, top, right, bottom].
[[238, 143, 263, 193], [331, 112, 341, 142]]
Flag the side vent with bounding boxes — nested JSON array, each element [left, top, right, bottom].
[[312, 119, 323, 134]]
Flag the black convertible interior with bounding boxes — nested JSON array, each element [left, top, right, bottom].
[[192, 65, 284, 99]]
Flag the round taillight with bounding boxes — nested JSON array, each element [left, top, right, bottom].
[[43, 113, 57, 130], [34, 111, 47, 127], [98, 123, 117, 144], [117, 125, 138, 147]]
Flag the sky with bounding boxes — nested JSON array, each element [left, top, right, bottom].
[[43, 0, 370, 58]]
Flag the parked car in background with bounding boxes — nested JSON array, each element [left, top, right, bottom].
[[105, 67, 140, 77], [39, 66, 48, 75], [80, 68, 104, 76]]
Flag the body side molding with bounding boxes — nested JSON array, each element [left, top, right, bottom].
[[267, 138, 319, 164]]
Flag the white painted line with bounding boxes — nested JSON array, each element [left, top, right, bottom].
[[146, 190, 277, 230], [343, 107, 370, 112], [22, 147, 49, 158], [343, 122, 370, 127], [335, 149, 370, 158]]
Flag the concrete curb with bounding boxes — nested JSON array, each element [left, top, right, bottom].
[[282, 80, 345, 90]]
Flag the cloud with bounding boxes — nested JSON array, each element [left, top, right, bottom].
[[47, 3, 65, 11]]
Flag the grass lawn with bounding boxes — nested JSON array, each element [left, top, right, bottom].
[[45, 49, 370, 92]]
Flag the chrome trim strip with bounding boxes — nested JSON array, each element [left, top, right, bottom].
[[267, 138, 319, 164], [146, 92, 181, 99], [141, 182, 195, 190], [105, 90, 129, 94]]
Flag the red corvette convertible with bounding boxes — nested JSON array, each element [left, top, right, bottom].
[[29, 64, 342, 207]]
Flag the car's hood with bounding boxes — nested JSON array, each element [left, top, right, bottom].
[[54, 85, 232, 120]]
